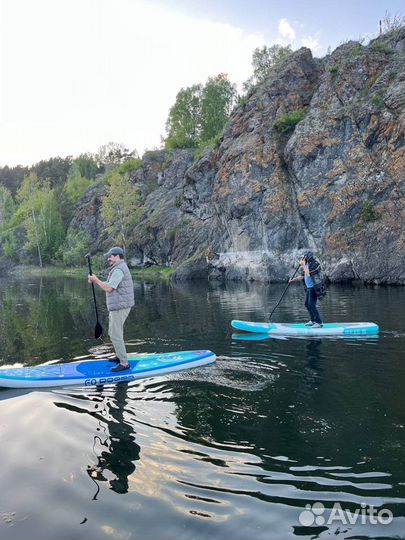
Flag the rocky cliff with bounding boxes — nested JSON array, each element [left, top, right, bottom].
[[73, 28, 405, 284]]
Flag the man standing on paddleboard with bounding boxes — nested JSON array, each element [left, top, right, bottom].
[[88, 247, 134, 372]]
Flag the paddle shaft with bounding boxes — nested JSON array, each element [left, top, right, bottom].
[[269, 264, 301, 321], [86, 255, 103, 338]]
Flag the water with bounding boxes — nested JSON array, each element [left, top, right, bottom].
[[0, 276, 404, 539]]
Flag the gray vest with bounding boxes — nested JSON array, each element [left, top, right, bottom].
[[106, 261, 135, 311]]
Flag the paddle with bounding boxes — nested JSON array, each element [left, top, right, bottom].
[[85, 253, 103, 339], [268, 263, 301, 321]]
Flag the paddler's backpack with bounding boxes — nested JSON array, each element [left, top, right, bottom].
[[305, 252, 327, 300]]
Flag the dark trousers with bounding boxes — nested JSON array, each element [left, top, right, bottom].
[[305, 287, 322, 324]]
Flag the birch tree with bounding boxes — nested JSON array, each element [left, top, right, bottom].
[[101, 171, 142, 250]]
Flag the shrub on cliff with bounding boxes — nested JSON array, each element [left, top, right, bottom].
[[274, 109, 307, 133], [359, 202, 379, 223]]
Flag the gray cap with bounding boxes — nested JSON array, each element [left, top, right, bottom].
[[105, 246, 124, 257]]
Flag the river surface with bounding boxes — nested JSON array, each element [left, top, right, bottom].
[[0, 275, 404, 540]]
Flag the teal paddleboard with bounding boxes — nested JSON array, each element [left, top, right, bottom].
[[0, 350, 216, 389], [231, 320, 379, 336]]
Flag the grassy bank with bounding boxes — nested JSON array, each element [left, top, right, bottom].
[[13, 265, 86, 277], [13, 265, 175, 280], [130, 266, 174, 280]]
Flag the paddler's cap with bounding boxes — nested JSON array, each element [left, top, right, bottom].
[[105, 246, 124, 257]]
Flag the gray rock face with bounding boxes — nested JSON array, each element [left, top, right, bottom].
[[130, 149, 197, 266], [75, 29, 405, 284], [68, 179, 108, 247]]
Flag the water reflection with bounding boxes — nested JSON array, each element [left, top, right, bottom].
[[301, 339, 323, 391], [305, 339, 322, 372], [0, 275, 403, 539], [232, 332, 286, 341], [88, 384, 140, 497], [0, 276, 97, 365], [55, 384, 140, 500]]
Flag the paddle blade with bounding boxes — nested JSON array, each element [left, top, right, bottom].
[[95, 322, 103, 339]]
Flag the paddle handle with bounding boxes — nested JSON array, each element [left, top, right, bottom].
[[86, 255, 100, 320], [268, 263, 301, 321]]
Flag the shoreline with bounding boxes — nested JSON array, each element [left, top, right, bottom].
[[11, 265, 175, 281], [8, 265, 404, 285]]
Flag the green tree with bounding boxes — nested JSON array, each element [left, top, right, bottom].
[[32, 156, 72, 189], [35, 189, 64, 262], [15, 173, 64, 265], [0, 185, 15, 226], [60, 228, 91, 266], [165, 84, 202, 149], [165, 75, 236, 150], [0, 185, 17, 259], [64, 163, 92, 204], [0, 165, 29, 196], [243, 44, 293, 93], [96, 142, 138, 168], [200, 73, 236, 144], [101, 171, 142, 249], [74, 153, 99, 179]]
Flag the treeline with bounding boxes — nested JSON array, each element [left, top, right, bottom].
[[0, 143, 142, 267], [0, 45, 293, 267]]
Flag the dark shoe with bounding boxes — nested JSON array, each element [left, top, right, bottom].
[[111, 363, 130, 373], [108, 356, 120, 363]]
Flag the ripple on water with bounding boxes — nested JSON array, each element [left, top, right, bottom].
[[0, 280, 403, 539], [0, 378, 403, 539]]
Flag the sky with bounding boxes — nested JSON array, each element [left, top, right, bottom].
[[0, 0, 404, 167]]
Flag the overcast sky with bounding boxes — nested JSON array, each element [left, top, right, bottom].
[[0, 0, 403, 166]]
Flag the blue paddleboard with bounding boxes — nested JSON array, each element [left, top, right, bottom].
[[231, 320, 379, 336], [0, 350, 216, 389]]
